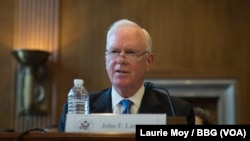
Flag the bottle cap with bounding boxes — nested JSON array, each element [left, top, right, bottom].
[[74, 79, 84, 86]]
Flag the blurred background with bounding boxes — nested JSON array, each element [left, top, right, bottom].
[[0, 0, 249, 132]]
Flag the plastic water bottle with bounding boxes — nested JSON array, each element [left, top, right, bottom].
[[67, 79, 89, 114]]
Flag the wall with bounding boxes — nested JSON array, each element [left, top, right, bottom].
[[0, 0, 249, 131], [0, 0, 15, 130], [57, 0, 250, 124]]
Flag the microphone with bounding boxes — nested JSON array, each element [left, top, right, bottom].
[[144, 81, 176, 117]]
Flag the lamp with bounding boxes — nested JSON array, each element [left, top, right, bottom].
[[12, 49, 50, 65], [12, 49, 50, 115], [12, 0, 58, 132]]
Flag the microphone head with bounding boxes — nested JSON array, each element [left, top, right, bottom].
[[144, 81, 154, 88]]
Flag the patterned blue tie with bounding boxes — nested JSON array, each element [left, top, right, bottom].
[[121, 99, 133, 114]]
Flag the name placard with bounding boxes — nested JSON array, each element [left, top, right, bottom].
[[65, 113, 166, 133]]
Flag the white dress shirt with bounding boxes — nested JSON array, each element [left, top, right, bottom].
[[112, 84, 145, 114]]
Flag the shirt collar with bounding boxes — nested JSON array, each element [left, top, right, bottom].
[[111, 84, 145, 110]]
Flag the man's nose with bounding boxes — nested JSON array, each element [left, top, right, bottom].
[[117, 52, 126, 58]]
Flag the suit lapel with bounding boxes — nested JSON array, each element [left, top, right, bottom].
[[90, 88, 113, 113], [138, 88, 165, 113]]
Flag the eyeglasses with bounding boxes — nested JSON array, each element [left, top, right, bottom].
[[105, 50, 149, 61]]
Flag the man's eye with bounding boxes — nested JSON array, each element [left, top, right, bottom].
[[111, 50, 119, 54]]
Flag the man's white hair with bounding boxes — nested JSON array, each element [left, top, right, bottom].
[[106, 19, 152, 53]]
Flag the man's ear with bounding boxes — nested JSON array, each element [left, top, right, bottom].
[[146, 53, 154, 71]]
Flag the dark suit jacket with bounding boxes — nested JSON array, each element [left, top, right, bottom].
[[58, 87, 195, 132]]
